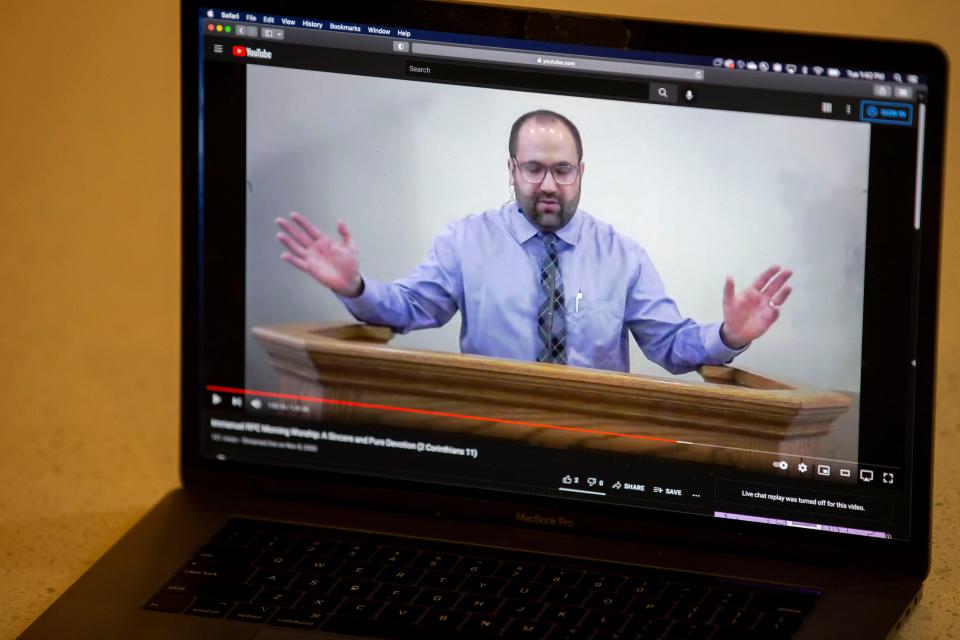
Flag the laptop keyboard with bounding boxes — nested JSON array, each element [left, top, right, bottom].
[[143, 518, 820, 639]]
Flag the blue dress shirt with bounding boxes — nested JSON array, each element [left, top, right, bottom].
[[339, 203, 744, 374]]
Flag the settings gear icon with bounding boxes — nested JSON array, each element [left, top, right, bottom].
[[798, 463, 809, 473]]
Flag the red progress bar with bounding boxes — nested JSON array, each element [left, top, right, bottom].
[[206, 385, 679, 445]]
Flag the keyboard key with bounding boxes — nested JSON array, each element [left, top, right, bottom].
[[293, 593, 342, 613], [270, 608, 324, 630], [209, 526, 257, 548], [257, 533, 296, 553], [291, 537, 338, 556], [631, 598, 675, 618], [375, 584, 419, 603], [193, 546, 259, 565], [185, 598, 232, 618], [162, 577, 258, 602], [500, 599, 545, 619], [548, 626, 592, 639], [750, 591, 819, 616], [330, 542, 377, 560], [414, 588, 462, 609], [662, 584, 709, 603], [502, 582, 547, 600], [583, 610, 629, 630], [505, 619, 552, 639], [142, 593, 193, 613], [291, 573, 337, 592], [675, 603, 718, 623], [380, 566, 423, 584], [593, 631, 641, 640], [462, 613, 510, 635], [420, 571, 465, 590], [463, 576, 506, 594], [754, 611, 803, 634], [227, 603, 274, 623], [495, 562, 544, 582], [296, 556, 342, 574], [372, 547, 419, 566], [713, 607, 761, 629], [624, 578, 665, 598], [249, 569, 295, 588], [339, 598, 382, 618], [420, 608, 467, 630], [253, 588, 303, 608], [585, 592, 631, 610], [413, 552, 459, 571], [179, 561, 255, 583], [378, 603, 426, 625], [543, 605, 587, 626], [255, 552, 299, 570], [665, 621, 716, 639], [332, 578, 378, 599], [579, 572, 626, 593], [338, 561, 381, 579], [537, 568, 584, 587], [456, 557, 500, 577], [705, 589, 752, 609], [622, 616, 672, 638], [543, 587, 588, 606], [456, 594, 504, 613], [711, 630, 776, 640]]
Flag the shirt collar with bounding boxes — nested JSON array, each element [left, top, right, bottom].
[[506, 202, 583, 247]]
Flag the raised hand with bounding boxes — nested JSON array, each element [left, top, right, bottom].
[[276, 212, 362, 297], [720, 265, 793, 349]]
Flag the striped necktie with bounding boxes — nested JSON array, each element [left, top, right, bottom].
[[537, 233, 567, 364]]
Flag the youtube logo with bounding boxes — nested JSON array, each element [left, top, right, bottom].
[[231, 45, 272, 60]]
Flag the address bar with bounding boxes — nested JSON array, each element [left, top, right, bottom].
[[409, 42, 704, 81]]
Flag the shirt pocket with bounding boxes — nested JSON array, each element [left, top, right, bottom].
[[567, 298, 627, 371]]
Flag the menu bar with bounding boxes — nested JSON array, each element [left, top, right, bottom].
[[200, 7, 927, 87]]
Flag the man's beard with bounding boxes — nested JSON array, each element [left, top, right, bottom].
[[517, 189, 579, 231]]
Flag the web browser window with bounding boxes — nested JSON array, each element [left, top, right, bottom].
[[195, 7, 932, 541]]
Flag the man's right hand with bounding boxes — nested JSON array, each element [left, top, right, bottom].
[[276, 212, 363, 298]]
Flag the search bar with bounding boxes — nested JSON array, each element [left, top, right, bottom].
[[410, 42, 704, 81]]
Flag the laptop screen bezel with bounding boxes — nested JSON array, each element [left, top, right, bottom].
[[179, 0, 945, 572]]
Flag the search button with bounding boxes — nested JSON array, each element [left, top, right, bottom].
[[650, 83, 678, 103]]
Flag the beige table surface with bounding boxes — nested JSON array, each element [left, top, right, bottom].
[[1, 1, 958, 638]]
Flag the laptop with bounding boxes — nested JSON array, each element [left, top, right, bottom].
[[22, 0, 946, 638]]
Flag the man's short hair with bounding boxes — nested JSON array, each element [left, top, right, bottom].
[[508, 110, 583, 161]]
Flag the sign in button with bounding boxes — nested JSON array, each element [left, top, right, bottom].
[[860, 100, 913, 126]]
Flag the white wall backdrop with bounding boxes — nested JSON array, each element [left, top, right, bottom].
[[245, 64, 870, 395]]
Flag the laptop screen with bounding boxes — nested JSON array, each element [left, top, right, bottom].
[[190, 3, 941, 543]]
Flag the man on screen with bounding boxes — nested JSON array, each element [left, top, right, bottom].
[[275, 109, 792, 374]]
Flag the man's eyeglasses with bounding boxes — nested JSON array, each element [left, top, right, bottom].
[[512, 159, 581, 186]]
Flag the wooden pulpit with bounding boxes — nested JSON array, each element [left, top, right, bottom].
[[252, 323, 853, 473]]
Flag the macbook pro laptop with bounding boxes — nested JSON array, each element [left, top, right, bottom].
[[22, 1, 946, 638]]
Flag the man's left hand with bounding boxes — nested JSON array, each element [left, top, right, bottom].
[[720, 265, 793, 349]]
